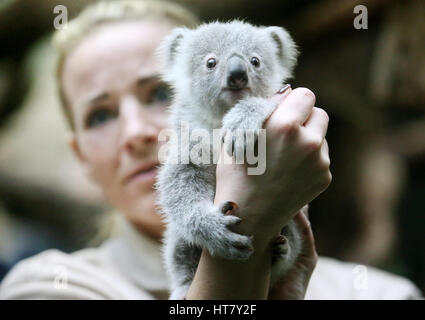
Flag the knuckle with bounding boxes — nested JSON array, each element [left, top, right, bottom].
[[321, 171, 333, 189], [320, 157, 331, 170], [294, 87, 316, 104], [327, 171, 333, 184], [305, 220, 312, 230], [305, 137, 322, 153], [278, 120, 299, 136], [315, 171, 332, 191], [316, 107, 329, 122]]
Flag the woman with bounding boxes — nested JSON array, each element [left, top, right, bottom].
[[0, 0, 420, 299]]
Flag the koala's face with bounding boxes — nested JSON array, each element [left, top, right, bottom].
[[159, 21, 298, 111]]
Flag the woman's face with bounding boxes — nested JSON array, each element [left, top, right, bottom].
[[62, 20, 175, 239]]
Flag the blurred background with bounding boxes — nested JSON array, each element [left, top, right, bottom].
[[0, 0, 424, 292]]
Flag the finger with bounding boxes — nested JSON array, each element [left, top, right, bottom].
[[269, 87, 316, 127], [293, 210, 310, 234], [302, 107, 329, 140], [269, 84, 292, 106], [320, 138, 330, 165], [293, 211, 316, 256], [300, 204, 309, 219], [217, 142, 235, 165], [320, 139, 332, 187]]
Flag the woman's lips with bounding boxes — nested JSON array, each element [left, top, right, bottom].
[[125, 162, 159, 185]]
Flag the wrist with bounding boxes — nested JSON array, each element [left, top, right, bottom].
[[219, 202, 276, 254], [186, 239, 272, 299], [186, 202, 275, 299]]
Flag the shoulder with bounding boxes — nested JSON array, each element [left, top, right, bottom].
[[0, 247, 150, 300], [306, 256, 423, 300]]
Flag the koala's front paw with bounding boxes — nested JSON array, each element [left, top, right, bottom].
[[270, 234, 292, 286], [221, 127, 259, 159], [221, 97, 275, 159], [203, 210, 254, 260]]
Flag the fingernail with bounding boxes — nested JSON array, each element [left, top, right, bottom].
[[278, 84, 291, 94]]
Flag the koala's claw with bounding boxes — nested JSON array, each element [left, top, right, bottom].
[[202, 213, 254, 260], [272, 234, 289, 264], [222, 214, 242, 227]]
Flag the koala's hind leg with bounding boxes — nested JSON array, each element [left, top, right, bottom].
[[269, 205, 307, 286], [156, 162, 254, 260], [272, 234, 289, 264], [164, 229, 201, 299]]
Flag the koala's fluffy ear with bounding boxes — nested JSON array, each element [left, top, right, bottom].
[[156, 27, 189, 82], [265, 26, 299, 78]]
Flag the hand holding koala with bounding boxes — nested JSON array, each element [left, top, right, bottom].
[[216, 86, 331, 238]]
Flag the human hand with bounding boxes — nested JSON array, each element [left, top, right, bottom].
[[215, 86, 331, 240], [189, 87, 328, 300], [268, 210, 318, 300]]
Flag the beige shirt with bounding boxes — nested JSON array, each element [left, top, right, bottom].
[[0, 216, 422, 300]]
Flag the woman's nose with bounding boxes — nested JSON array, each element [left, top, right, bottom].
[[119, 96, 158, 155]]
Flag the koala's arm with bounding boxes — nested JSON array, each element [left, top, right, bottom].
[[221, 95, 281, 157], [223, 96, 279, 132]]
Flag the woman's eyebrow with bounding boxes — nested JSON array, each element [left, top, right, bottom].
[[88, 92, 110, 104], [136, 74, 161, 87], [77, 92, 110, 109], [75, 92, 111, 119]]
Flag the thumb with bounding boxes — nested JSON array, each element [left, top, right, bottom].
[[268, 84, 292, 108], [293, 209, 318, 265]]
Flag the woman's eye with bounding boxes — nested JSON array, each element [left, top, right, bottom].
[[151, 85, 172, 104], [86, 108, 117, 128]]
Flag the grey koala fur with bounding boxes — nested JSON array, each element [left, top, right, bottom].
[[155, 20, 306, 299]]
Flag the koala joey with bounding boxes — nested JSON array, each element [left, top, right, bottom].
[[155, 20, 307, 299]]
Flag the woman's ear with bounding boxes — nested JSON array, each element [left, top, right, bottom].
[[68, 134, 97, 184], [68, 133, 86, 164]]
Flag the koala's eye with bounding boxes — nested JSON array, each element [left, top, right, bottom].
[[250, 57, 260, 68], [206, 58, 217, 69]]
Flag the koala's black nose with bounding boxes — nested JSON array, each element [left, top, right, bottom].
[[227, 58, 248, 89]]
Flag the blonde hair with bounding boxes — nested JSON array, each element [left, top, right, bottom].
[[53, 0, 199, 129]]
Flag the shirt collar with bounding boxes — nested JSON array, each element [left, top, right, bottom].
[[103, 215, 170, 297]]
